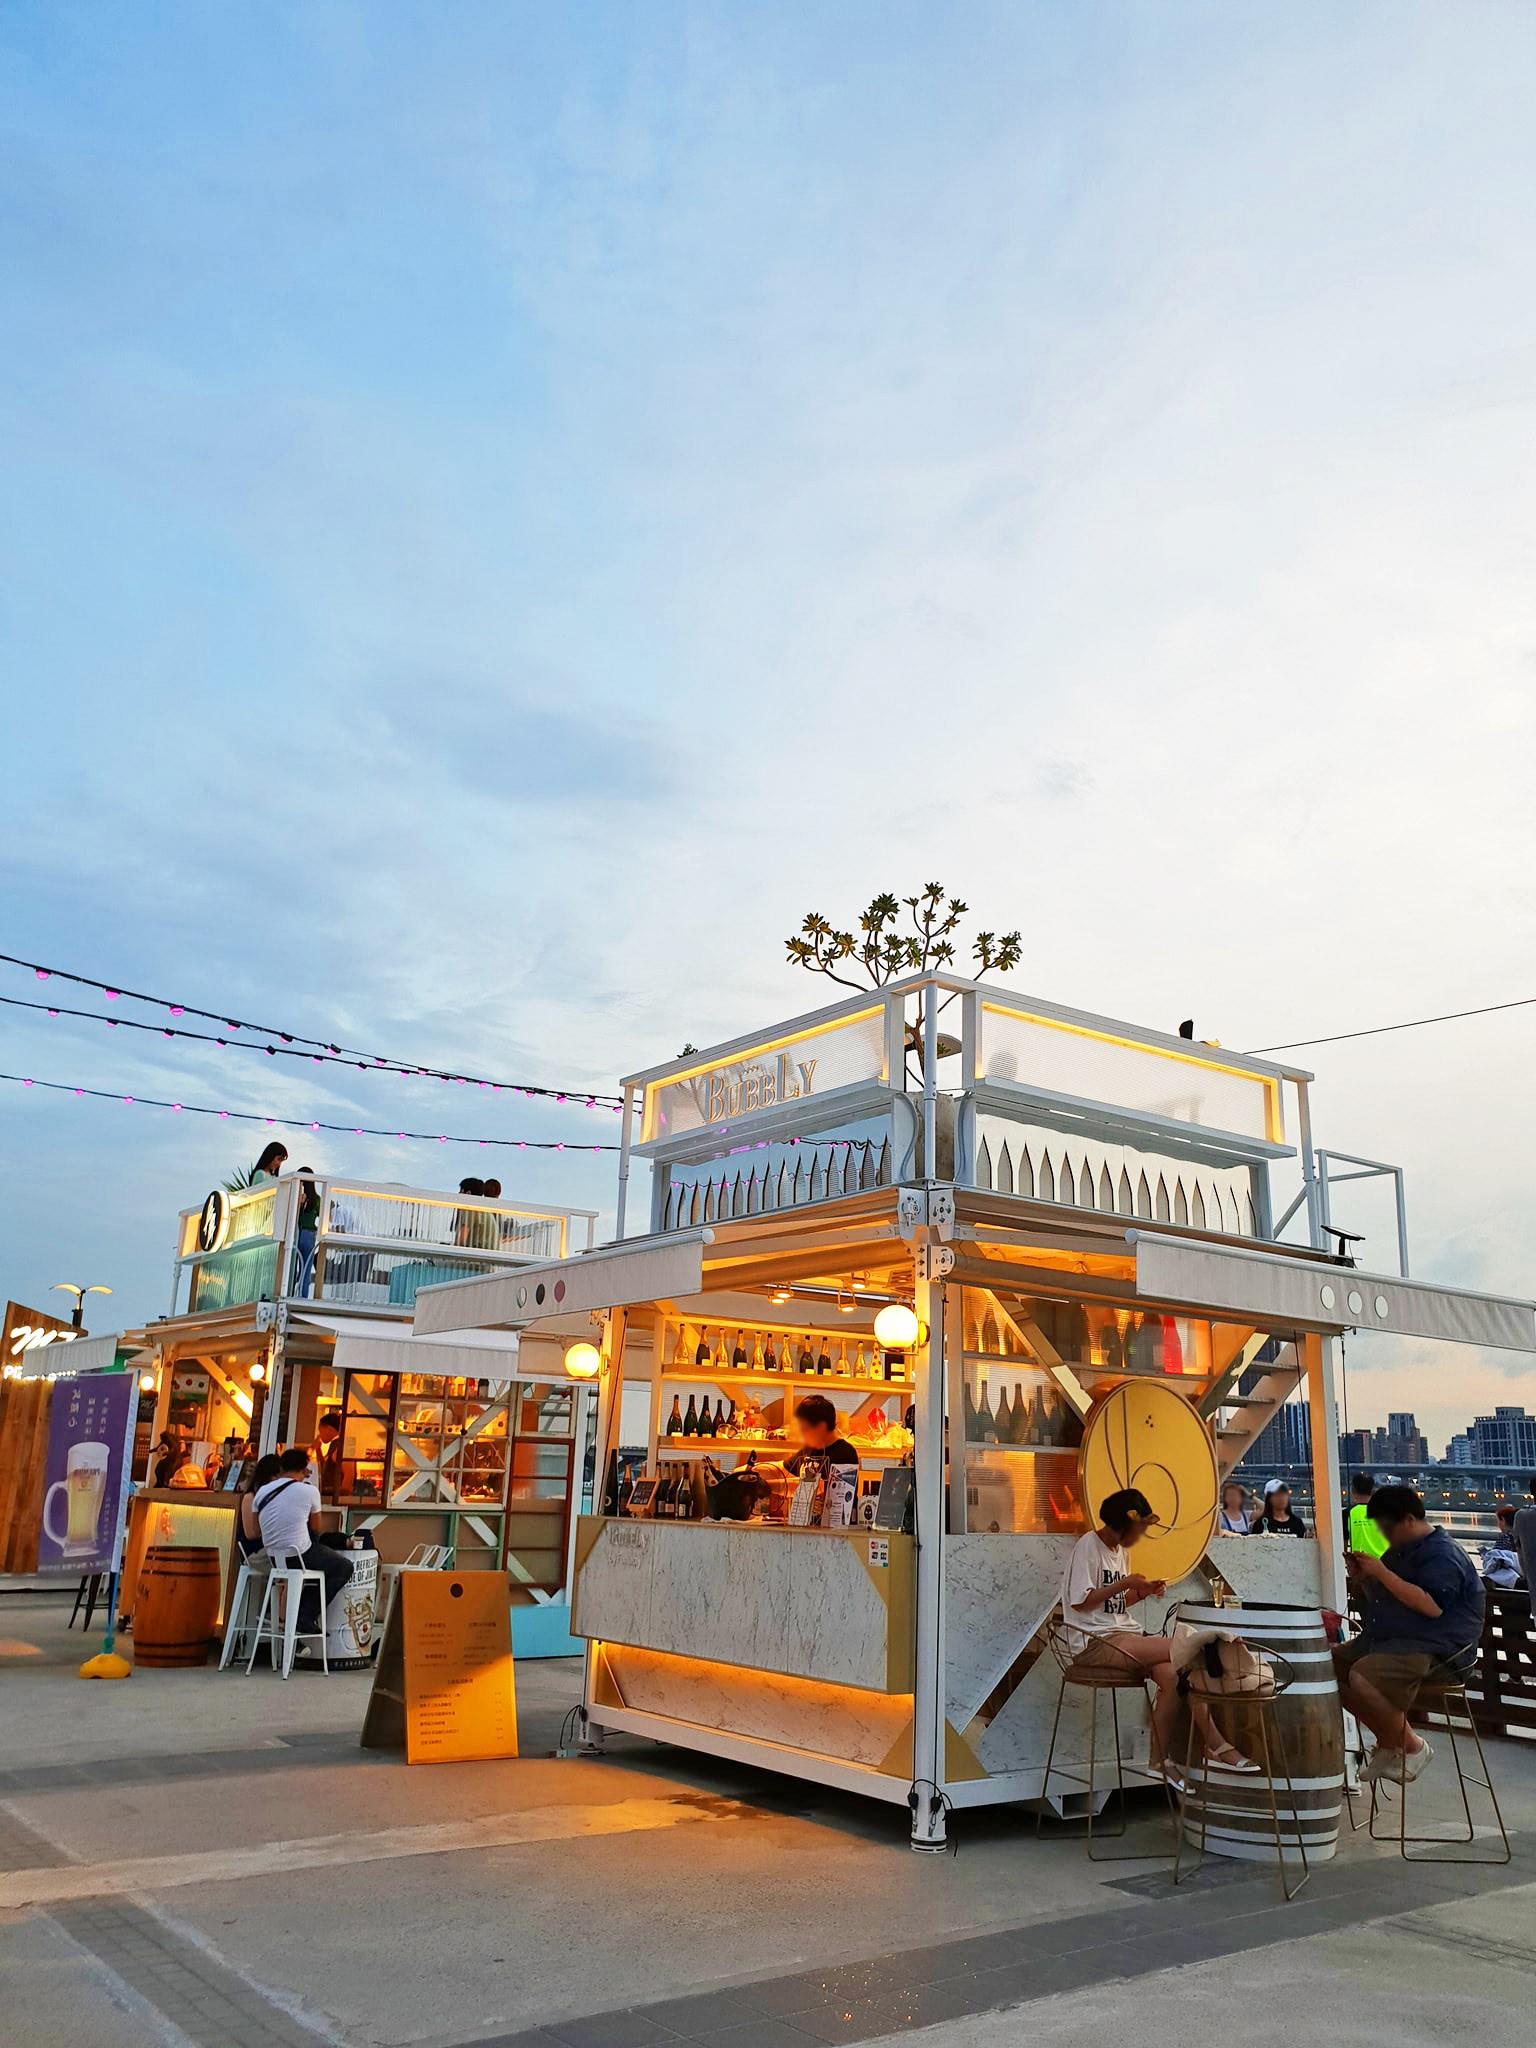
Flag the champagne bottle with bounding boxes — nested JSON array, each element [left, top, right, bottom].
[[733, 1328, 748, 1368], [978, 1383, 998, 1443], [669, 1325, 684, 1366], [654, 1469, 672, 1519], [836, 1340, 851, 1378], [751, 1331, 765, 1371], [683, 1394, 699, 1437], [993, 1384, 1012, 1442], [963, 1380, 980, 1443], [698, 1397, 716, 1438], [817, 1337, 832, 1377], [854, 1339, 867, 1380], [676, 1469, 693, 1519], [1005, 1385, 1026, 1444], [715, 1398, 730, 1433], [762, 1331, 777, 1372], [667, 1395, 684, 1437], [798, 1337, 815, 1376], [1027, 1387, 1047, 1446], [695, 1326, 711, 1367]]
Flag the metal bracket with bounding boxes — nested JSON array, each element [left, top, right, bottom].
[[897, 1185, 956, 1244], [916, 1245, 956, 1281], [254, 1301, 289, 1334]]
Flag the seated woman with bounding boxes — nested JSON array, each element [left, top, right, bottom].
[[1479, 1505, 1523, 1589], [238, 1454, 281, 1559], [1061, 1487, 1258, 1788]]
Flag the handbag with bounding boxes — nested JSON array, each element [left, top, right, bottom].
[[1172, 1625, 1275, 1695]]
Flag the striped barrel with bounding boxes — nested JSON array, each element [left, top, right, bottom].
[[1175, 1601, 1344, 1865]]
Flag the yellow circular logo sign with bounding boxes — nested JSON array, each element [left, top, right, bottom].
[[1079, 1379, 1218, 1583]]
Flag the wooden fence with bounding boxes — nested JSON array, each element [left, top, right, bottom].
[[1464, 1586, 1536, 1739]]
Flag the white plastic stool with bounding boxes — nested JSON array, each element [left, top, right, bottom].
[[245, 1551, 330, 1678], [219, 1554, 272, 1670]]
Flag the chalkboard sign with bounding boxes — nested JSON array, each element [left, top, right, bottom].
[[873, 1468, 915, 1532]]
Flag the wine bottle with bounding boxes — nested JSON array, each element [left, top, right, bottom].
[[654, 1470, 672, 1519], [1027, 1387, 1047, 1446], [699, 1397, 716, 1438], [978, 1383, 998, 1443], [817, 1337, 832, 1377], [695, 1326, 712, 1366], [715, 1397, 730, 1433], [1100, 1317, 1123, 1373], [1062, 1304, 1091, 1365], [854, 1339, 867, 1381], [676, 1469, 694, 1519], [683, 1394, 699, 1436], [733, 1328, 748, 1368], [1005, 1386, 1026, 1444], [963, 1380, 980, 1443], [762, 1331, 777, 1372], [836, 1340, 851, 1378], [667, 1394, 684, 1437], [798, 1337, 815, 1376]]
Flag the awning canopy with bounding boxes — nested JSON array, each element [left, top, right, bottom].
[[292, 1314, 547, 1382]]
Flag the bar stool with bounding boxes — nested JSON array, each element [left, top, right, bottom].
[[245, 1551, 330, 1678], [1036, 1621, 1168, 1859], [1174, 1644, 1309, 1900], [219, 1553, 272, 1671], [1366, 1657, 1510, 1864], [68, 1573, 106, 1631]]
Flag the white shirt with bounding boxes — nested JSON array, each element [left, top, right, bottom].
[[254, 1475, 321, 1559], [1062, 1532, 1135, 1651]]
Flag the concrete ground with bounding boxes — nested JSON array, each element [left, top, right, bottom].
[[2, 1590, 1533, 2048]]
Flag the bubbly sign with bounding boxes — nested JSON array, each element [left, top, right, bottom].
[[704, 1054, 818, 1123]]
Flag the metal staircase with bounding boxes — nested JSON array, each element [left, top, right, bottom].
[[1198, 1336, 1305, 1478]]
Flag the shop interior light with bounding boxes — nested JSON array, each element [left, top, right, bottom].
[[564, 1341, 601, 1380], [770, 1287, 794, 1304], [249, 1361, 267, 1383], [138, 1372, 156, 1393], [836, 1287, 857, 1314], [873, 1302, 922, 1350]]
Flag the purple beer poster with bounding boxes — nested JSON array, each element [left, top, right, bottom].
[[37, 1374, 137, 1575]]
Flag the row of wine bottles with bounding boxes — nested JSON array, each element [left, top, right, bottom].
[[668, 1325, 908, 1384], [964, 1380, 1084, 1448], [621, 1461, 699, 1519], [965, 1300, 1187, 1375], [667, 1394, 732, 1438]]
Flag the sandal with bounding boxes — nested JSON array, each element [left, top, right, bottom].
[[1205, 1741, 1261, 1774]]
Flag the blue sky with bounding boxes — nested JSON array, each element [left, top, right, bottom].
[[2, 4, 1533, 1446]]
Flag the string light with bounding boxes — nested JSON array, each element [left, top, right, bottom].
[[1, 1071, 618, 1152], [0, 953, 624, 1108]]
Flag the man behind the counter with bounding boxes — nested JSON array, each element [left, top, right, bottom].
[[784, 1394, 860, 1525]]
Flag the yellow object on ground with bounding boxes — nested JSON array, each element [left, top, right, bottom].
[[78, 1652, 132, 1680]]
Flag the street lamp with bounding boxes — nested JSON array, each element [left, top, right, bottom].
[[52, 1282, 113, 1330]]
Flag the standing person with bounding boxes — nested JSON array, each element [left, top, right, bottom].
[[293, 1168, 321, 1296], [253, 1448, 354, 1639], [152, 1430, 182, 1488], [785, 1394, 861, 1524], [1480, 1506, 1524, 1589], [250, 1142, 288, 1184], [1217, 1480, 1251, 1534], [1252, 1479, 1307, 1535], [1512, 1478, 1536, 1595], [1348, 1471, 1390, 1557], [310, 1413, 342, 1499], [1337, 1485, 1486, 1782], [1061, 1487, 1257, 1787], [453, 1178, 485, 1247]]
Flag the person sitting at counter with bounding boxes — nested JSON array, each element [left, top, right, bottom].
[[1337, 1484, 1486, 1784], [1062, 1487, 1258, 1788], [238, 1454, 280, 1558], [254, 1447, 354, 1635], [1251, 1479, 1307, 1536]]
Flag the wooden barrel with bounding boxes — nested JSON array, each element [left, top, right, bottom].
[[132, 1546, 221, 1667], [1176, 1601, 1344, 1865]]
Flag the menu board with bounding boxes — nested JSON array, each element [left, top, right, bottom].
[[362, 1572, 518, 1765]]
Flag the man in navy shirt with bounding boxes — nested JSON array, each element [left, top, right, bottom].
[[1334, 1484, 1485, 1783]]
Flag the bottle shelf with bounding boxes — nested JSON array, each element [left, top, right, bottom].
[[660, 1369, 909, 1392], [658, 1438, 909, 1459], [964, 1440, 1079, 1456]]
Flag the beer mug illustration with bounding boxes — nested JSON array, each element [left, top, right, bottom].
[[43, 1442, 110, 1556]]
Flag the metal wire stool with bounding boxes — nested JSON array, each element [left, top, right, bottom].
[[1365, 1659, 1511, 1864], [1174, 1646, 1310, 1901], [1035, 1621, 1172, 1860]]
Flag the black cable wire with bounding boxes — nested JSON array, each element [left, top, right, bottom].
[[0, 951, 624, 1106], [0, 1071, 618, 1150], [1249, 994, 1536, 1054]]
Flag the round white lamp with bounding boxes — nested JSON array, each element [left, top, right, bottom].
[[564, 1341, 602, 1380], [138, 1372, 157, 1394], [873, 1302, 921, 1350]]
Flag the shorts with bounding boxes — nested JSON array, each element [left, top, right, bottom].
[[1332, 1640, 1441, 1709], [1068, 1634, 1146, 1678]]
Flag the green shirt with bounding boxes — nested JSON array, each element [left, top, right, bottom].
[[1349, 1501, 1389, 1557]]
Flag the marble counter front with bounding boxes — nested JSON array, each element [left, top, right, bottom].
[[573, 1516, 914, 1693]]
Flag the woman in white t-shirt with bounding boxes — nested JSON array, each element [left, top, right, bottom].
[[1061, 1487, 1258, 1788]]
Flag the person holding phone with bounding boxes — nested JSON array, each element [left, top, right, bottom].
[[1061, 1487, 1258, 1788]]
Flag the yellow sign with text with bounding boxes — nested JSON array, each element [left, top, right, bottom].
[[361, 1572, 518, 1765]]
